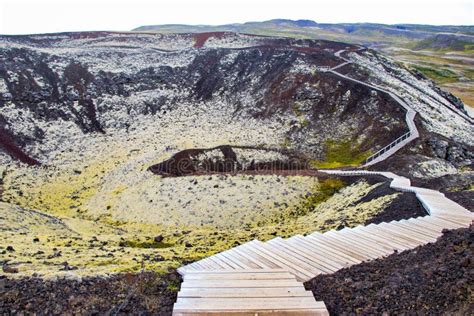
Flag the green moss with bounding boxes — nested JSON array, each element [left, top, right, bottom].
[[292, 178, 346, 216], [311, 139, 372, 168], [412, 65, 459, 84], [292, 102, 302, 116], [281, 137, 291, 149], [119, 239, 174, 249]]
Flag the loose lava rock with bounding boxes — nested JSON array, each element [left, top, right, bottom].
[[305, 225, 473, 315], [0, 271, 180, 315]]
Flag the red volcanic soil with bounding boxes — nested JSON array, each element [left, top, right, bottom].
[[0, 128, 39, 166], [193, 32, 228, 48]]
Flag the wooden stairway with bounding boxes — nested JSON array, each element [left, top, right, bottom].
[[173, 171, 473, 314], [173, 269, 328, 315], [172, 49, 473, 314]]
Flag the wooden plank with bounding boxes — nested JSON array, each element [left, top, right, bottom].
[[173, 297, 326, 310], [269, 237, 344, 272], [402, 218, 443, 231], [183, 269, 288, 274], [232, 244, 282, 270], [258, 241, 326, 277], [339, 229, 398, 253], [207, 253, 240, 270], [265, 238, 334, 274], [213, 252, 247, 270], [219, 250, 260, 269], [173, 309, 329, 316], [324, 230, 387, 257], [177, 287, 311, 298], [195, 258, 220, 270], [385, 222, 438, 242], [183, 272, 295, 280], [421, 217, 470, 230], [409, 218, 450, 232], [397, 220, 443, 236], [376, 223, 429, 244], [305, 234, 374, 261], [367, 223, 423, 249], [181, 279, 302, 288], [317, 232, 375, 257], [355, 226, 410, 251], [427, 216, 468, 229], [290, 236, 361, 265], [388, 221, 440, 239], [431, 215, 472, 227], [243, 241, 316, 281]]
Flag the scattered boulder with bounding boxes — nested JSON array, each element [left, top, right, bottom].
[[153, 235, 164, 243], [2, 264, 18, 274]]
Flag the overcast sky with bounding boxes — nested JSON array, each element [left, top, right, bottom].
[[1, 0, 472, 35]]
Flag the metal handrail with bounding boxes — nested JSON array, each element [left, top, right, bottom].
[[365, 131, 411, 163]]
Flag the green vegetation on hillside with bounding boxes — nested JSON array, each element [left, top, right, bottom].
[[311, 139, 372, 169], [412, 65, 459, 84], [296, 178, 346, 215]]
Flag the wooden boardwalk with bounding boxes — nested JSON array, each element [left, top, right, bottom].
[[171, 49, 473, 315], [173, 171, 472, 314], [173, 269, 328, 315]]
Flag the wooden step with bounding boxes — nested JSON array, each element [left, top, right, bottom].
[[387, 222, 439, 241], [209, 253, 240, 269], [306, 234, 374, 261], [218, 250, 256, 269], [174, 270, 328, 315], [427, 216, 471, 228], [173, 297, 328, 313], [289, 235, 360, 266], [256, 240, 325, 278], [432, 214, 473, 226], [242, 241, 315, 281], [365, 224, 420, 248], [353, 225, 410, 252], [183, 272, 295, 280], [339, 228, 399, 253], [385, 222, 438, 242], [324, 230, 388, 257], [180, 279, 302, 288], [178, 287, 313, 298], [338, 229, 403, 254], [397, 219, 444, 237], [230, 246, 278, 270], [268, 237, 343, 273], [375, 223, 428, 245], [409, 217, 450, 232]]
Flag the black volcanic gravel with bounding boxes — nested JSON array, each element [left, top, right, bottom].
[[0, 271, 180, 315], [305, 225, 473, 315], [342, 176, 427, 226], [362, 184, 427, 225]]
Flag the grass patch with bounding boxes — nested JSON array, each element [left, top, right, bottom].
[[119, 240, 174, 249], [311, 139, 372, 169], [292, 178, 346, 216], [412, 65, 459, 84]]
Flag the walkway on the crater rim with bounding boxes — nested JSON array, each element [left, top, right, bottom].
[[172, 48, 473, 315]]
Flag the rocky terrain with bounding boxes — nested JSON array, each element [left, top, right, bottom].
[[135, 20, 474, 109], [1, 225, 471, 315], [0, 31, 472, 316], [306, 225, 473, 314]]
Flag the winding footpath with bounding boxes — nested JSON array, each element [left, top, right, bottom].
[[172, 49, 473, 315]]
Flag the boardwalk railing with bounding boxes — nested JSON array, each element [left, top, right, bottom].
[[365, 131, 411, 164]]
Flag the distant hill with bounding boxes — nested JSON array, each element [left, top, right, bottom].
[[410, 34, 474, 51], [133, 19, 474, 49]]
